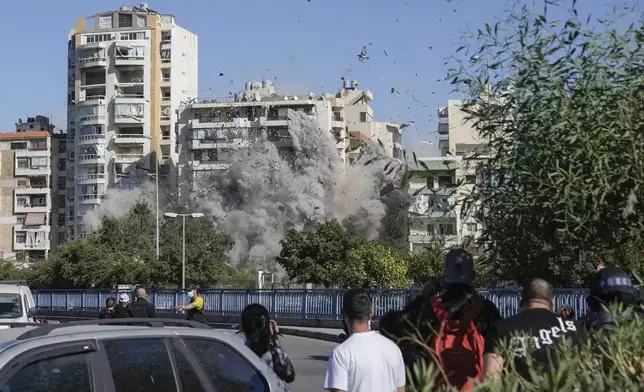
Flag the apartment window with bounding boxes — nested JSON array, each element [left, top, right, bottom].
[[439, 223, 456, 236], [426, 176, 434, 189], [16, 215, 26, 225], [31, 196, 47, 207], [69, 207, 74, 217], [120, 31, 146, 41], [16, 158, 28, 169], [30, 157, 47, 169], [84, 34, 112, 43], [59, 141, 67, 154], [57, 177, 66, 189], [15, 232, 26, 244], [136, 15, 147, 28], [465, 175, 476, 185], [438, 176, 453, 187], [58, 195, 66, 208], [161, 31, 172, 41], [466, 223, 478, 232], [10, 142, 26, 150], [16, 197, 27, 206], [360, 112, 368, 122], [16, 179, 27, 188], [160, 49, 171, 61], [58, 215, 66, 227], [427, 224, 434, 235], [118, 13, 133, 28], [31, 139, 47, 150], [99, 15, 113, 29]]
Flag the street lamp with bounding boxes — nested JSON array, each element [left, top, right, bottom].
[[163, 212, 205, 290]]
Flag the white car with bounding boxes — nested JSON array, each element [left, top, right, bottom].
[[0, 318, 290, 392], [0, 284, 37, 324]]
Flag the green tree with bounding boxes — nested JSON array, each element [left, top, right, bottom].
[[406, 242, 445, 287], [276, 219, 363, 287], [450, 0, 644, 284], [30, 201, 235, 289], [346, 243, 410, 289]]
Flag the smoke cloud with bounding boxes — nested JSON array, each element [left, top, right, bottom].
[[192, 111, 407, 270]]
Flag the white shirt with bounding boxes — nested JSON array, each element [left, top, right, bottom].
[[324, 331, 405, 392]]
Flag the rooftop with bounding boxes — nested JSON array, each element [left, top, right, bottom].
[[0, 131, 51, 141]]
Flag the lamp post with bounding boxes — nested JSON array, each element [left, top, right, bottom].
[[163, 212, 205, 290]]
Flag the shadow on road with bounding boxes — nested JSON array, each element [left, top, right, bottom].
[[309, 355, 329, 361]]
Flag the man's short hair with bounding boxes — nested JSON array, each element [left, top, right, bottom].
[[342, 288, 372, 321], [521, 278, 553, 304]]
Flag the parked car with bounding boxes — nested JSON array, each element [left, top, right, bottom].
[[0, 319, 290, 392], [0, 283, 37, 323]]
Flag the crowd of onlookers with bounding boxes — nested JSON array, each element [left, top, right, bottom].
[[323, 250, 643, 392]]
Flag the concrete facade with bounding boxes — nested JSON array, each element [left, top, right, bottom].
[[177, 80, 400, 196], [66, 5, 197, 238], [0, 117, 66, 265]]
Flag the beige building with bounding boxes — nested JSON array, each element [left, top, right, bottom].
[[438, 99, 488, 157], [0, 117, 66, 264], [66, 4, 198, 238], [177, 80, 401, 194]]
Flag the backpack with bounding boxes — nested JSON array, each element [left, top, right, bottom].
[[430, 295, 485, 391]]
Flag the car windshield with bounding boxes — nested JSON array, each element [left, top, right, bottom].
[[0, 294, 22, 319]]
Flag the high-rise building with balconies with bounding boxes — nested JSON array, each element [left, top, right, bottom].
[[66, 4, 198, 239], [0, 117, 66, 264], [177, 80, 400, 196]]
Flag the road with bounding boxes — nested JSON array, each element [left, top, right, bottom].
[[278, 334, 336, 391]]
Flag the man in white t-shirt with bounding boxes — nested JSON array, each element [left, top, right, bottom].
[[324, 288, 406, 392]]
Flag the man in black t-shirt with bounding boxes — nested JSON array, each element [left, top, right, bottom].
[[483, 279, 578, 380]]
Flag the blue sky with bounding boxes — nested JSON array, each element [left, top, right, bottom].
[[0, 0, 620, 156]]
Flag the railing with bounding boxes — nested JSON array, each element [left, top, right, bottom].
[[77, 174, 105, 181], [77, 57, 106, 65], [115, 154, 145, 161], [115, 94, 145, 99], [78, 134, 105, 142], [115, 55, 145, 61], [77, 154, 101, 161], [33, 289, 590, 319], [80, 194, 101, 200], [83, 95, 105, 101], [115, 134, 146, 139], [78, 115, 105, 123]]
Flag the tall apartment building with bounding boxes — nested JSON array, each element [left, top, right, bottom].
[[437, 99, 489, 157], [407, 101, 489, 253], [66, 4, 198, 238], [178, 80, 401, 194], [0, 116, 66, 264]]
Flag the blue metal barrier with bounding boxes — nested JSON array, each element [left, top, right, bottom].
[[34, 289, 590, 320]]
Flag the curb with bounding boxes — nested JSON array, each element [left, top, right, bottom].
[[279, 328, 341, 343]]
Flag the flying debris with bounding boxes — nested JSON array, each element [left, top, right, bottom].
[[358, 46, 369, 62], [391, 88, 400, 94], [400, 121, 416, 129], [219, 73, 224, 76], [384, 50, 388, 56]]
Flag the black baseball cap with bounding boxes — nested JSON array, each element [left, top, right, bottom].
[[443, 249, 474, 285]]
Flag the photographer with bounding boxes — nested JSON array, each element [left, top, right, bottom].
[[239, 303, 295, 384]]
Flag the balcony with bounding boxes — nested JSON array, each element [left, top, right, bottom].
[[79, 194, 102, 205], [332, 120, 344, 129], [14, 186, 48, 196], [76, 154, 103, 165], [115, 154, 145, 163], [77, 95, 106, 107], [15, 196, 49, 214], [77, 133, 106, 145], [114, 134, 148, 144], [265, 118, 288, 127], [14, 230, 50, 251], [77, 113, 106, 125], [113, 93, 146, 105], [160, 77, 171, 87], [77, 174, 107, 185], [188, 161, 231, 171], [438, 118, 449, 134], [15, 164, 48, 177], [114, 47, 146, 66], [77, 55, 107, 69], [114, 113, 144, 125]]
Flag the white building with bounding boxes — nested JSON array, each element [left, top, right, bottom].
[[66, 5, 198, 238], [438, 99, 489, 157], [177, 80, 400, 195], [0, 117, 66, 264]]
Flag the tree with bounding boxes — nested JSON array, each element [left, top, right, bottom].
[[406, 241, 445, 287], [346, 243, 410, 288], [30, 202, 236, 289], [276, 219, 363, 287], [450, 0, 644, 284]]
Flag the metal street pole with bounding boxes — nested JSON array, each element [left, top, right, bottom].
[[182, 214, 186, 291]]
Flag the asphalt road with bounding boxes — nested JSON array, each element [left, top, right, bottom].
[[277, 334, 336, 391]]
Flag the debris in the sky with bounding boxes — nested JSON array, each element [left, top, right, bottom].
[[400, 121, 416, 129], [384, 50, 388, 56], [358, 46, 369, 62], [219, 73, 224, 76], [391, 88, 400, 94], [429, 46, 433, 50]]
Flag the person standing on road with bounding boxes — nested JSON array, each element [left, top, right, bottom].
[[483, 279, 578, 380], [240, 303, 296, 384], [129, 286, 156, 318], [112, 294, 132, 319], [324, 288, 406, 392], [176, 285, 206, 324], [99, 297, 116, 319]]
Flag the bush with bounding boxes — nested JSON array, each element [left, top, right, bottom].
[[405, 306, 644, 391]]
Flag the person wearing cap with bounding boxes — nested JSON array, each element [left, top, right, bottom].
[[576, 266, 642, 341], [483, 279, 579, 381], [112, 293, 132, 319], [398, 249, 501, 370]]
